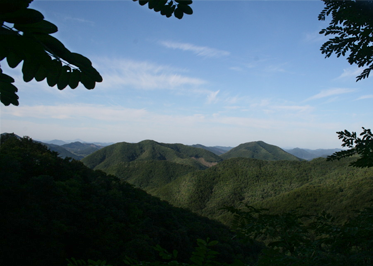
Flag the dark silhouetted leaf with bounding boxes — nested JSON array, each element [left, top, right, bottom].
[[46, 59, 62, 87], [0, 8, 43, 24], [57, 65, 71, 90], [34, 64, 48, 82], [14, 20, 58, 34], [174, 7, 183, 19], [69, 69, 81, 89], [80, 72, 95, 89], [6, 52, 23, 68], [22, 57, 40, 82]]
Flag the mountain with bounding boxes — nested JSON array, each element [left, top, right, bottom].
[[43, 139, 67, 145], [190, 144, 233, 155], [0, 132, 21, 140], [150, 157, 373, 225], [220, 141, 302, 161], [43, 143, 83, 160], [101, 160, 197, 193], [285, 148, 341, 160], [61, 141, 103, 158], [82, 139, 223, 170], [0, 136, 261, 266]]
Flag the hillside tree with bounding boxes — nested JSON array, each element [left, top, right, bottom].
[[0, 0, 193, 106], [319, 0, 373, 81], [319, 1, 373, 168]]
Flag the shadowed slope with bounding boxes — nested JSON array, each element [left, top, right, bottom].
[[0, 136, 261, 266]]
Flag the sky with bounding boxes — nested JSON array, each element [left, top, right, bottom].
[[1, 0, 372, 149]]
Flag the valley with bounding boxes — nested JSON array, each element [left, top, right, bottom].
[[82, 140, 373, 224], [1, 132, 372, 265]]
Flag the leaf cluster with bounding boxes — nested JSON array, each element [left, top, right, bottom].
[[319, 0, 373, 81], [133, 0, 193, 19], [327, 127, 373, 167], [0, 0, 103, 106]]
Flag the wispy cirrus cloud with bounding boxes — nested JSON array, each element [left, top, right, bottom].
[[305, 88, 356, 101], [206, 90, 220, 104], [2, 104, 148, 121], [159, 41, 230, 58], [356, 94, 373, 100], [334, 67, 361, 80], [95, 58, 207, 90], [303, 30, 328, 43], [272, 105, 313, 113], [63, 16, 95, 26]]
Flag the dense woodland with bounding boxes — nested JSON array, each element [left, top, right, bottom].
[[0, 135, 261, 266], [82, 140, 373, 225], [1, 133, 372, 265]]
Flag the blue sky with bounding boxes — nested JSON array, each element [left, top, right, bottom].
[[1, 0, 372, 149]]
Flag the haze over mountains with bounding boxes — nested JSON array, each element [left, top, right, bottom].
[[1, 132, 340, 161]]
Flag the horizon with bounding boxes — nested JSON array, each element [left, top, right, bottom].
[[1, 1, 371, 149], [0, 131, 341, 150]]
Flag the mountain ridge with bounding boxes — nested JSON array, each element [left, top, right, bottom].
[[81, 139, 223, 170], [221, 141, 302, 161]]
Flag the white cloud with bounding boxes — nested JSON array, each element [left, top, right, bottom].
[[272, 105, 313, 113], [356, 94, 373, 100], [303, 30, 328, 43], [265, 64, 287, 73], [1, 103, 344, 149], [63, 16, 95, 26], [159, 41, 230, 58], [305, 88, 356, 101], [206, 90, 220, 104], [335, 67, 361, 80], [95, 58, 207, 90], [1, 104, 148, 122]]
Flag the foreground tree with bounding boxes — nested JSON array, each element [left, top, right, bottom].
[[327, 127, 373, 168], [0, 0, 193, 106], [319, 0, 373, 81]]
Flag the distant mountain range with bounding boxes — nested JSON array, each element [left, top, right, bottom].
[[190, 144, 233, 155], [285, 148, 342, 160], [43, 139, 114, 147], [2, 132, 341, 161]]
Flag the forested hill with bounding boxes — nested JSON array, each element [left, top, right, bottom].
[[81, 139, 222, 170], [150, 157, 373, 224], [220, 141, 302, 161], [0, 136, 261, 266]]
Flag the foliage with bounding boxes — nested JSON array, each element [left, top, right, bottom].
[[327, 127, 373, 168], [67, 239, 246, 266], [0, 136, 260, 266], [319, 0, 373, 81], [0, 0, 192, 106], [0, 0, 102, 106], [150, 157, 373, 224], [103, 160, 197, 193], [132, 0, 193, 20], [226, 205, 373, 266]]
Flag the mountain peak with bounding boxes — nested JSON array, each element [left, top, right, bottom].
[[221, 141, 301, 161]]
